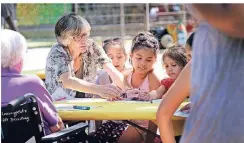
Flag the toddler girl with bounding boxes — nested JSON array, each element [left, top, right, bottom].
[[149, 45, 188, 100]]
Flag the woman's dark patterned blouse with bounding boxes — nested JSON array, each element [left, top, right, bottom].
[[45, 39, 111, 99]]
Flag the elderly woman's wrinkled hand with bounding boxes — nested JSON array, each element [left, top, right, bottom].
[[50, 115, 64, 133], [98, 84, 122, 99], [57, 115, 64, 130]]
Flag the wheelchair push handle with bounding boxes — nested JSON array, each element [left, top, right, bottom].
[[8, 93, 36, 111]]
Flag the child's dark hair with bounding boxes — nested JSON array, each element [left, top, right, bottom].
[[131, 32, 159, 55], [102, 37, 126, 54], [186, 32, 195, 50], [163, 45, 188, 68]]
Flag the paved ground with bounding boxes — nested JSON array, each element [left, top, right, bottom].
[[23, 48, 50, 71]]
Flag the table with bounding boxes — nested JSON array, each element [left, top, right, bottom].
[[54, 99, 189, 136], [36, 70, 45, 80]]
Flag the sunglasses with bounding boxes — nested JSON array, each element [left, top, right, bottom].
[[102, 37, 122, 47]]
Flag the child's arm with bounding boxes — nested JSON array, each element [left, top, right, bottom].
[[149, 85, 167, 100], [148, 71, 161, 90], [96, 71, 111, 85], [130, 71, 160, 101], [121, 68, 133, 77], [146, 71, 162, 100], [97, 68, 132, 86], [103, 63, 132, 90], [156, 63, 191, 143]]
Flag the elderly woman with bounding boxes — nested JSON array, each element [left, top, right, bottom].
[[1, 29, 64, 135], [45, 13, 129, 101]]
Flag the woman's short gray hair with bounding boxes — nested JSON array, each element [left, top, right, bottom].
[[55, 13, 91, 46], [1, 29, 27, 68]]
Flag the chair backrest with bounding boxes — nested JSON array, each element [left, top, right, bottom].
[[1, 94, 45, 143]]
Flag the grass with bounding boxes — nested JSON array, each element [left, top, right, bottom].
[[27, 39, 55, 49]]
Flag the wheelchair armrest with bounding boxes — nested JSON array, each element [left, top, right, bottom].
[[41, 122, 88, 142]]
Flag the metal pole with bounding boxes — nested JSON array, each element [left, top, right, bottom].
[[74, 3, 79, 13], [165, 4, 169, 12], [120, 3, 125, 44], [64, 4, 68, 13], [145, 3, 150, 31], [182, 4, 186, 25]]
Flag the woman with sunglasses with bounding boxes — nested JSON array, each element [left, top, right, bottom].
[[45, 13, 130, 101]]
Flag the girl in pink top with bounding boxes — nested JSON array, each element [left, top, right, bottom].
[[93, 32, 161, 143], [119, 32, 161, 143]]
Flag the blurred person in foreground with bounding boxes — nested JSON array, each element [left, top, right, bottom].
[[157, 4, 244, 143]]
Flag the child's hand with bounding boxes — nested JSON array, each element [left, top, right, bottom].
[[180, 103, 191, 113], [123, 89, 151, 101], [107, 96, 123, 101], [138, 91, 150, 101], [127, 89, 151, 101], [125, 89, 140, 98], [148, 90, 158, 100]]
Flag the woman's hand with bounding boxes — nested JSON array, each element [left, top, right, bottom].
[[50, 115, 64, 133], [97, 84, 122, 99], [57, 115, 64, 130]]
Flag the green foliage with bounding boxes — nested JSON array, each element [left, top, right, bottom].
[[17, 4, 72, 26]]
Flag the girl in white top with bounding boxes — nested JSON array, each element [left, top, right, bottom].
[[96, 37, 132, 86]]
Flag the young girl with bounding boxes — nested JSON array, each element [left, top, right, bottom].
[[96, 37, 131, 85], [93, 32, 161, 143], [125, 32, 161, 96], [149, 45, 188, 100], [112, 32, 161, 143]]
